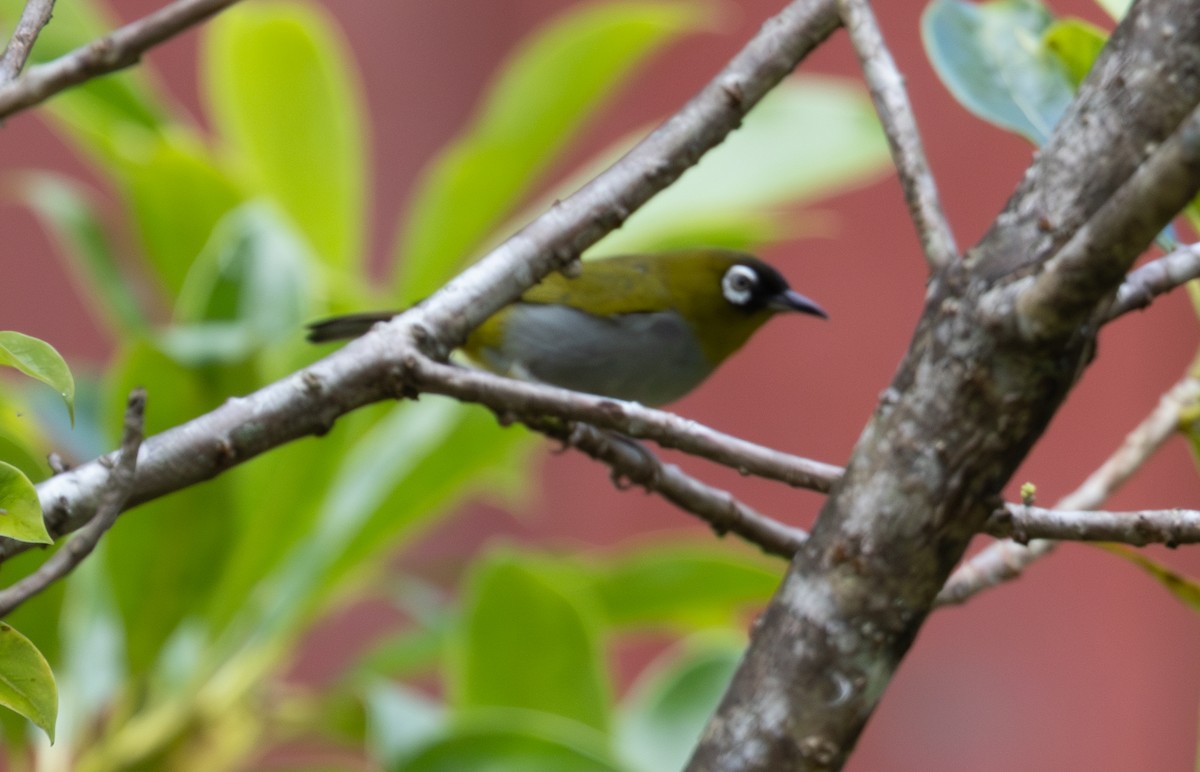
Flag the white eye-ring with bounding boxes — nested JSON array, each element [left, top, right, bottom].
[[721, 264, 758, 306]]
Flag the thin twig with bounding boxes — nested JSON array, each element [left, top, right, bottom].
[[524, 417, 808, 557], [408, 356, 842, 491], [0, 0, 241, 119], [938, 360, 1200, 605], [0, 0, 56, 83], [987, 503, 1200, 545], [837, 0, 957, 270], [0, 389, 145, 617], [1108, 242, 1200, 319]]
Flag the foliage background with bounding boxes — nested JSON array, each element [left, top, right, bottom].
[[0, 0, 1196, 769]]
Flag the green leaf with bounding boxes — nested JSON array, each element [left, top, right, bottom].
[[325, 402, 534, 585], [0, 385, 52, 483], [0, 332, 74, 424], [394, 0, 711, 302], [617, 636, 742, 772], [115, 129, 245, 299], [354, 620, 449, 682], [452, 551, 611, 733], [202, 1, 366, 271], [402, 715, 620, 772], [162, 202, 315, 365], [15, 173, 150, 337], [102, 342, 243, 674], [591, 544, 779, 628], [588, 78, 888, 255], [52, 551, 126, 748], [0, 622, 58, 742], [0, 463, 50, 544], [1043, 18, 1107, 87], [364, 681, 447, 769], [1097, 544, 1200, 613], [922, 0, 1075, 145], [1094, 0, 1131, 20]]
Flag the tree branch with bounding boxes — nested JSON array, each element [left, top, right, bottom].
[[409, 357, 841, 490], [523, 417, 808, 557], [689, 1, 1200, 767], [837, 0, 956, 270], [0, 0, 242, 120], [18, 0, 843, 564], [1109, 242, 1200, 319], [0, 389, 144, 618], [1014, 102, 1200, 340], [0, 0, 56, 83], [401, 0, 842, 351], [937, 357, 1200, 605], [986, 504, 1200, 545]]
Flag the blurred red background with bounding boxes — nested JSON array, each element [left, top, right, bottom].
[[1, 1, 1197, 770]]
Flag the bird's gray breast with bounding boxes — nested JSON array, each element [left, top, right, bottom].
[[477, 304, 713, 405]]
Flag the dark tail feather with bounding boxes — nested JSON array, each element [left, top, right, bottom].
[[306, 311, 399, 342]]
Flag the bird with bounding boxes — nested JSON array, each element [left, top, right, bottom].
[[307, 249, 827, 406]]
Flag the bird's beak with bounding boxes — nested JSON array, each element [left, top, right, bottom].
[[769, 289, 828, 319]]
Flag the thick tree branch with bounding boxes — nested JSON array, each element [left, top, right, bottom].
[[0, 389, 144, 618], [0, 0, 241, 120], [1109, 242, 1200, 319], [19, 0, 843, 563], [837, 0, 956, 270], [939, 356, 1200, 601], [1014, 103, 1200, 340], [689, 2, 1200, 768], [0, 0, 56, 82], [971, 0, 1200, 282]]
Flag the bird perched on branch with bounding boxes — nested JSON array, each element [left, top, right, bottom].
[[307, 249, 826, 406]]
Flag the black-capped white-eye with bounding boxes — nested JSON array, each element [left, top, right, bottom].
[[721, 263, 759, 306]]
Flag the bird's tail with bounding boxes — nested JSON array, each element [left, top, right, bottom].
[[306, 311, 399, 342]]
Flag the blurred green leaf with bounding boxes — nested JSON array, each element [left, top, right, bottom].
[[0, 462, 50, 544], [0, 385, 52, 483], [589, 78, 887, 255], [354, 621, 449, 683], [364, 681, 447, 769], [0, 623, 57, 742], [922, 0, 1074, 145], [203, 1, 366, 271], [402, 713, 620, 772], [1098, 544, 1200, 613], [617, 636, 742, 772], [52, 551, 126, 748], [163, 202, 315, 365], [326, 402, 533, 584], [394, 0, 711, 302], [590, 544, 778, 628], [1094, 0, 1131, 20], [231, 399, 530, 648], [115, 129, 245, 299], [103, 342, 243, 674], [14, 173, 150, 338], [0, 331, 75, 424], [452, 550, 611, 733], [1043, 18, 1107, 87]]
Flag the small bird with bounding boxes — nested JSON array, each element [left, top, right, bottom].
[[307, 249, 827, 406]]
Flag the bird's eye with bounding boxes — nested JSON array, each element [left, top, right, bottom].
[[721, 264, 758, 306]]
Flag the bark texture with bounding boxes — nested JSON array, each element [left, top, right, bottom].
[[688, 1, 1200, 768]]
